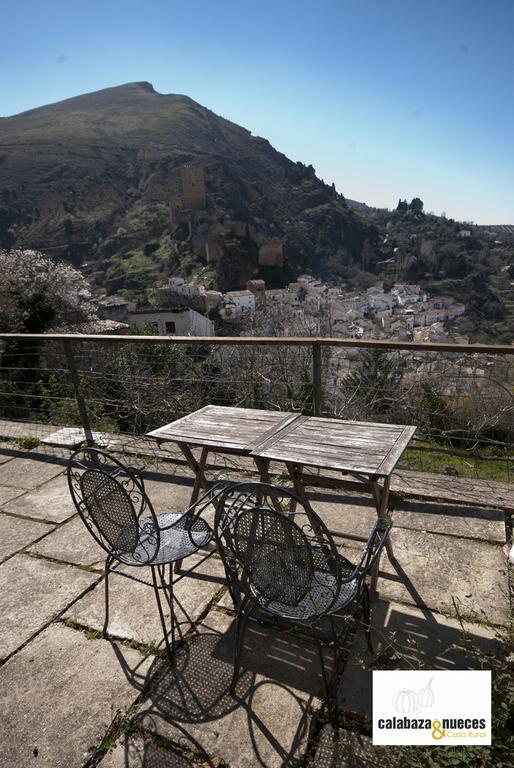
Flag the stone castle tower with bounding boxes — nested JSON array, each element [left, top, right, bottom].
[[180, 165, 206, 210]]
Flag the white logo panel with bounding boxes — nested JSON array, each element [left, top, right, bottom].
[[373, 670, 491, 745]]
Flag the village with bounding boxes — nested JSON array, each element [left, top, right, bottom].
[[96, 274, 467, 343]]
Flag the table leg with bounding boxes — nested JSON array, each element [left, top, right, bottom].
[[253, 456, 273, 484], [369, 475, 393, 598], [175, 444, 209, 573], [190, 447, 209, 504], [285, 462, 304, 499], [178, 443, 210, 505], [253, 457, 292, 515], [285, 461, 305, 517]]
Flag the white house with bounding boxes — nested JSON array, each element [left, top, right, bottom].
[[369, 294, 396, 311], [265, 288, 291, 305], [128, 308, 214, 336], [337, 295, 369, 314], [222, 290, 256, 316], [156, 279, 206, 305]]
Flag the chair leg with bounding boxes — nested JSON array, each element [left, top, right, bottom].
[[313, 626, 332, 707], [168, 564, 176, 648], [363, 584, 373, 652], [152, 566, 175, 666], [103, 557, 111, 638], [230, 598, 253, 693]]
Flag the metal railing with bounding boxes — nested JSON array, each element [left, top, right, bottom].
[[0, 332, 513, 482]]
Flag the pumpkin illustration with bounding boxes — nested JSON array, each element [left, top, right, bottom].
[[393, 688, 418, 714], [417, 675, 435, 710]]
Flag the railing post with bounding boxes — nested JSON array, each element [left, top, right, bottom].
[[63, 340, 94, 447], [312, 340, 322, 416]]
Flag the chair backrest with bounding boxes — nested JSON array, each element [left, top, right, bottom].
[[67, 447, 160, 565], [214, 482, 343, 617]]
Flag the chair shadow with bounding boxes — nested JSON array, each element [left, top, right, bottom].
[[114, 614, 336, 767], [120, 731, 195, 767], [337, 598, 506, 715]]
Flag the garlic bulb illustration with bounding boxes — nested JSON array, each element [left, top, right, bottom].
[[417, 675, 435, 710], [393, 688, 418, 714]]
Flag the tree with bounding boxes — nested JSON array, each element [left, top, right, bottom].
[[409, 197, 424, 212], [0, 248, 96, 332], [361, 238, 373, 270], [396, 199, 408, 212], [341, 349, 405, 417]]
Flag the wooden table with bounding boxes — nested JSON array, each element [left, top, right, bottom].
[[251, 415, 416, 593], [147, 406, 416, 594], [146, 405, 299, 502]]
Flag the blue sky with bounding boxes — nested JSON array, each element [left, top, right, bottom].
[[1, 0, 513, 223]]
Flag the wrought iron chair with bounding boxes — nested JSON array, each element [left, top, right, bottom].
[[214, 482, 392, 704], [67, 447, 227, 664]]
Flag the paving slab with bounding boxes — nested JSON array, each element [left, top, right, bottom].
[[0, 554, 99, 660], [65, 554, 226, 645], [377, 527, 510, 626], [0, 455, 65, 490], [393, 499, 506, 543], [42, 426, 85, 448], [338, 599, 505, 716], [312, 495, 386, 549], [28, 515, 106, 568], [392, 469, 514, 512], [137, 609, 322, 768], [0, 622, 149, 768], [0, 511, 54, 563], [0, 420, 57, 441], [315, 725, 380, 768], [310, 492, 506, 545], [1, 473, 76, 522], [98, 734, 195, 767], [0, 485, 26, 507], [144, 478, 196, 514]]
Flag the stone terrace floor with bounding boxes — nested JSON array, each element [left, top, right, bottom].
[[0, 439, 511, 767]]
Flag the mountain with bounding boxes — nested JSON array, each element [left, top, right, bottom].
[[0, 82, 376, 295]]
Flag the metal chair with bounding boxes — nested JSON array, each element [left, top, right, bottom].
[[67, 447, 226, 664], [214, 482, 392, 705]]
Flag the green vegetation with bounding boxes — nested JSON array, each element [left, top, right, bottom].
[[400, 443, 513, 483], [14, 435, 40, 450]]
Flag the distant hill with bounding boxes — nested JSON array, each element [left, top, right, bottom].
[[0, 82, 376, 294], [477, 225, 514, 234], [346, 198, 386, 215]]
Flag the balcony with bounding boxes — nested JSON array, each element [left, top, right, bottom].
[[0, 333, 512, 766]]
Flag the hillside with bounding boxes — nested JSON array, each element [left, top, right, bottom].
[[350, 201, 514, 342], [0, 82, 376, 295]]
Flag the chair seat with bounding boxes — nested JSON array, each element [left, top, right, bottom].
[[251, 552, 359, 620], [120, 512, 213, 565]]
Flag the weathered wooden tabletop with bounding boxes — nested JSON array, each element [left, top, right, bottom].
[[251, 416, 416, 477], [146, 405, 300, 453]]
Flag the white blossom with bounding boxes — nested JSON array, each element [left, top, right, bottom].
[[0, 248, 96, 332]]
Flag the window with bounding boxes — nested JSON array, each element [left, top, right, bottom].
[[165, 321, 176, 334]]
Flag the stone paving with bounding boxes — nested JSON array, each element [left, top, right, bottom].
[[0, 443, 511, 767]]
